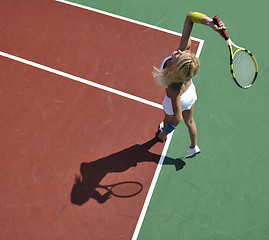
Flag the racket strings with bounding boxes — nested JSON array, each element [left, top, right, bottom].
[[233, 50, 256, 87]]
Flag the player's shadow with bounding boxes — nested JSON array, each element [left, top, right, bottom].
[[70, 137, 186, 205]]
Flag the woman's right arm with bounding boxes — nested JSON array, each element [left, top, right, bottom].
[[200, 14, 226, 34], [178, 12, 226, 51]]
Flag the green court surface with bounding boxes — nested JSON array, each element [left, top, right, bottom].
[[68, 0, 269, 239]]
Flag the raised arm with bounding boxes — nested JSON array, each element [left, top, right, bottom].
[[178, 12, 226, 51]]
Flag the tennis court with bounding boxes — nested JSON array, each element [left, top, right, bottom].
[[1, 0, 269, 239]]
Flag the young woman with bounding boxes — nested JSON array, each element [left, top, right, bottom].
[[154, 12, 226, 158]]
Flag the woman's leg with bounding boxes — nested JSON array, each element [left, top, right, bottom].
[[182, 104, 197, 148]]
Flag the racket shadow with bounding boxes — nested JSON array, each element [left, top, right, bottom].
[[71, 136, 185, 205]]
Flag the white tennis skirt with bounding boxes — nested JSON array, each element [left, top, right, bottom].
[[162, 82, 197, 115]]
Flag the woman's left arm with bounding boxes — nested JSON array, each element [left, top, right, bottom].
[[178, 12, 194, 51]]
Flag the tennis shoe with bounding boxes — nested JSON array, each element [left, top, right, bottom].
[[155, 122, 165, 142], [158, 122, 164, 132], [185, 146, 201, 158], [155, 122, 164, 136]]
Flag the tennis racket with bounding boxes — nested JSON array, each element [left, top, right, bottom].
[[98, 181, 143, 198], [213, 16, 258, 89]]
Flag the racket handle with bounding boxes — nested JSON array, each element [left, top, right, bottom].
[[213, 16, 229, 41]]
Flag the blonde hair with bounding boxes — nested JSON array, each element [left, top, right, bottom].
[[153, 53, 200, 86]]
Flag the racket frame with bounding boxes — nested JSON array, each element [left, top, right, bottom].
[[213, 16, 258, 89]]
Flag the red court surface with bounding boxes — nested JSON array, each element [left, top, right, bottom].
[[0, 1, 201, 239]]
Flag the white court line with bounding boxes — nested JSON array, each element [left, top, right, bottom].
[[0, 51, 163, 109], [131, 132, 174, 240], [53, 1, 204, 240]]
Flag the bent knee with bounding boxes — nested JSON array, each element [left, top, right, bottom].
[[184, 118, 195, 127]]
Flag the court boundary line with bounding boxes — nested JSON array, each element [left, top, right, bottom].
[[55, 0, 204, 57], [131, 132, 174, 240], [0, 51, 163, 109]]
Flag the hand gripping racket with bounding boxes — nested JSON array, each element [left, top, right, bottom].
[[213, 16, 258, 89]]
